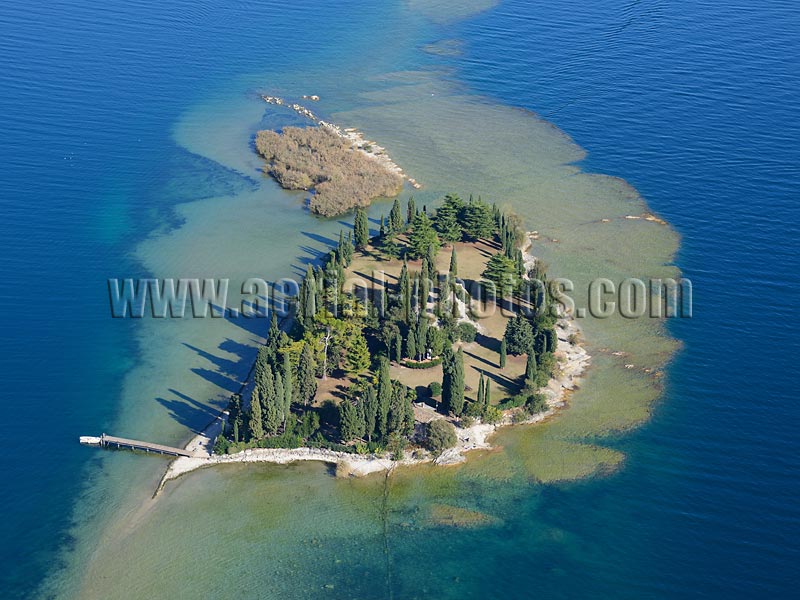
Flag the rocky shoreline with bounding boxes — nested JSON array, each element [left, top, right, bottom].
[[262, 95, 422, 190], [156, 319, 589, 494]]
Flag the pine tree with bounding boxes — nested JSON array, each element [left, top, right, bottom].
[[249, 388, 264, 440], [408, 212, 440, 259], [345, 333, 370, 375], [461, 198, 495, 240], [354, 207, 369, 249], [499, 337, 507, 368], [504, 315, 535, 355], [449, 246, 458, 277], [297, 343, 317, 405], [407, 197, 416, 225], [433, 194, 463, 242]]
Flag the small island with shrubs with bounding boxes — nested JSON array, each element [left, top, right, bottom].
[[255, 126, 404, 217], [161, 193, 590, 486]]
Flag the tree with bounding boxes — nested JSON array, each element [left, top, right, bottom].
[[477, 373, 485, 407], [301, 264, 317, 325], [354, 207, 369, 249], [407, 197, 416, 225], [499, 337, 507, 368], [345, 332, 370, 375], [377, 358, 392, 438], [297, 343, 317, 405], [249, 388, 264, 440], [425, 419, 457, 453], [406, 329, 417, 361], [363, 385, 379, 441], [461, 198, 494, 240], [282, 351, 293, 429], [449, 246, 458, 277], [257, 366, 280, 435], [525, 351, 538, 389], [504, 315, 535, 355], [393, 332, 402, 363], [390, 197, 403, 232], [339, 400, 363, 442], [482, 253, 519, 291], [433, 194, 463, 242], [408, 212, 440, 259], [442, 346, 465, 416], [398, 260, 411, 324]]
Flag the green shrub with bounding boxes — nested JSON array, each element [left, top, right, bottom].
[[482, 405, 503, 424], [525, 393, 548, 415], [429, 381, 442, 396], [402, 356, 443, 369], [455, 322, 478, 343], [425, 419, 457, 453]]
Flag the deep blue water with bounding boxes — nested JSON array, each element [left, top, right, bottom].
[[448, 0, 800, 596], [1, 0, 798, 597]]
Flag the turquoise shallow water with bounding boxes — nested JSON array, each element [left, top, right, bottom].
[[0, 0, 798, 598]]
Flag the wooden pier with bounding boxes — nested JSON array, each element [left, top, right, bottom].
[[80, 433, 194, 458]]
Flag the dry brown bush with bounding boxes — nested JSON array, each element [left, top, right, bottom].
[[255, 126, 403, 216]]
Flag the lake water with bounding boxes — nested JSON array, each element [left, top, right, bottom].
[[0, 0, 797, 598]]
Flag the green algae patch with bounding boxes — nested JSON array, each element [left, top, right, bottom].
[[428, 504, 499, 528]]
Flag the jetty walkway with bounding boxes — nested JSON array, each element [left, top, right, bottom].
[[79, 434, 194, 458]]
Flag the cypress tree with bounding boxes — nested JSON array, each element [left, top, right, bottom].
[[380, 215, 386, 238], [390, 197, 403, 232], [354, 207, 369, 249], [407, 329, 417, 361], [484, 379, 491, 409], [442, 346, 465, 416], [449, 246, 458, 277], [525, 351, 538, 388], [452, 348, 465, 416], [249, 388, 264, 440], [477, 373, 485, 407], [339, 401, 360, 442], [394, 332, 402, 363], [425, 243, 437, 279], [377, 357, 392, 438], [263, 368, 281, 434], [407, 197, 416, 225], [297, 343, 317, 405], [364, 385, 378, 441], [499, 337, 507, 369], [282, 351, 293, 429], [398, 259, 410, 323]]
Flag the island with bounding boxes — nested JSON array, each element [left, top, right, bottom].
[[159, 190, 589, 489]]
